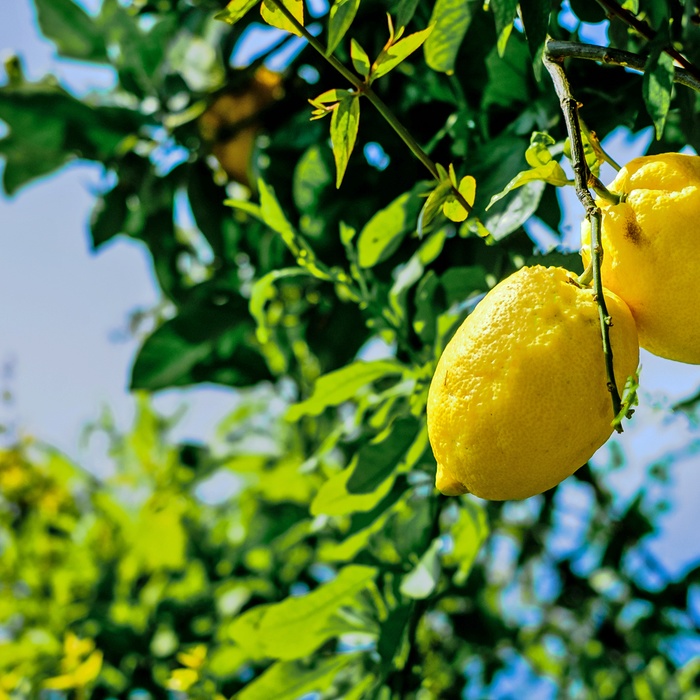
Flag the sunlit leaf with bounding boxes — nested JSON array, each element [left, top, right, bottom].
[[330, 93, 360, 187], [286, 360, 406, 420], [486, 162, 569, 210], [327, 0, 362, 55], [424, 0, 478, 74], [261, 0, 304, 37], [491, 0, 519, 56], [643, 44, 674, 140], [228, 566, 377, 659], [238, 654, 363, 700], [445, 500, 489, 584], [371, 25, 434, 81], [214, 0, 259, 25], [351, 39, 371, 77], [442, 175, 476, 222], [400, 539, 441, 599]]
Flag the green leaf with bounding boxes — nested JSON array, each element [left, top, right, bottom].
[[238, 655, 363, 700], [261, 0, 304, 36], [491, 0, 519, 56], [214, 0, 259, 25], [482, 179, 547, 240], [394, 0, 421, 31], [90, 183, 129, 249], [33, 0, 107, 62], [228, 566, 377, 660], [130, 295, 271, 391], [293, 144, 334, 213], [311, 464, 395, 517], [519, 0, 550, 72], [444, 500, 488, 584], [351, 39, 372, 77], [486, 161, 569, 210], [643, 46, 674, 140], [442, 175, 476, 222], [417, 179, 452, 236], [371, 25, 434, 81], [347, 416, 421, 494], [357, 183, 427, 267], [286, 360, 406, 421], [330, 93, 360, 188], [400, 539, 441, 599], [525, 132, 557, 167], [327, 0, 362, 55], [424, 0, 478, 74]]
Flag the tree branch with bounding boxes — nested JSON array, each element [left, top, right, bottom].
[[542, 50, 624, 431], [595, 0, 700, 81], [546, 40, 700, 93]]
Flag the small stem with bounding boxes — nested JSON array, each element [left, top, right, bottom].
[[545, 40, 700, 93], [579, 118, 621, 171], [595, 0, 700, 82], [543, 49, 624, 431], [264, 0, 473, 215]]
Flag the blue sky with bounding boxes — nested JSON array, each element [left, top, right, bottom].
[[2, 0, 700, 580]]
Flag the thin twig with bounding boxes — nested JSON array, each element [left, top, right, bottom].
[[546, 40, 700, 93], [542, 50, 624, 431], [595, 0, 700, 81], [263, 0, 473, 215]]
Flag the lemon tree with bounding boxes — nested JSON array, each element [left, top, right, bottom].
[[2, 0, 700, 698]]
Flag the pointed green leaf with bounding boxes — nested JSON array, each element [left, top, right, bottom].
[[371, 25, 434, 81], [228, 566, 377, 660], [327, 0, 362, 55], [33, 0, 107, 62], [261, 0, 304, 36], [286, 360, 406, 421], [238, 655, 363, 700], [351, 39, 371, 77], [519, 0, 551, 73], [482, 179, 546, 240], [311, 464, 395, 517], [400, 539, 441, 599], [395, 0, 421, 31], [330, 93, 360, 188], [444, 500, 488, 584], [214, 0, 259, 25], [357, 183, 427, 267], [491, 0, 519, 56], [417, 179, 452, 236], [486, 161, 570, 210], [424, 0, 478, 74], [643, 47, 674, 140], [442, 175, 476, 222]]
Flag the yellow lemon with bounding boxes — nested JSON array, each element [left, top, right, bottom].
[[581, 152, 700, 363], [426, 266, 639, 501]]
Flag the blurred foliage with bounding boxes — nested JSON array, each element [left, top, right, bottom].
[[2, 0, 700, 697]]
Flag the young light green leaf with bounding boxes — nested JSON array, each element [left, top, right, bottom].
[[34, 0, 107, 62], [491, 0, 519, 56], [371, 25, 434, 81], [347, 416, 421, 494], [400, 539, 441, 599], [357, 184, 427, 268], [330, 93, 360, 188], [286, 360, 406, 421], [444, 500, 488, 584], [417, 179, 452, 236], [351, 39, 371, 77], [525, 132, 557, 168], [250, 268, 310, 345], [238, 655, 363, 700], [424, 0, 478, 74], [258, 179, 300, 254], [228, 566, 377, 660], [311, 463, 395, 517], [327, 0, 362, 55], [486, 161, 570, 210], [214, 0, 259, 25], [261, 0, 304, 36], [643, 47, 674, 140], [442, 175, 476, 222]]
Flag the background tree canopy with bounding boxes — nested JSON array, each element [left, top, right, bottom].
[[2, 0, 700, 697]]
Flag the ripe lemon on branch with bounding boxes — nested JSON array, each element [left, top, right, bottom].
[[581, 153, 700, 364], [426, 266, 639, 501]]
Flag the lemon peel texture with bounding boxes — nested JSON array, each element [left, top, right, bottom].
[[581, 152, 700, 364], [426, 266, 639, 501]]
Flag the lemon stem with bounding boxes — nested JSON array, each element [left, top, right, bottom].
[[263, 0, 473, 216], [543, 48, 624, 432]]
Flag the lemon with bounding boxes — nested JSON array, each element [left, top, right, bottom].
[[426, 266, 639, 501], [581, 152, 700, 363]]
